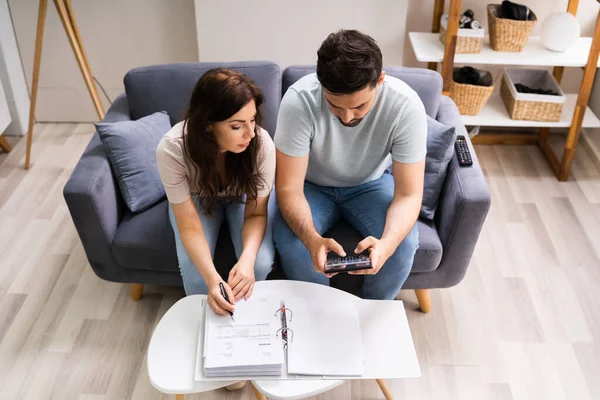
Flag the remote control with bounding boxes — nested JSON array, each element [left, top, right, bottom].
[[455, 135, 473, 166], [325, 254, 372, 274]]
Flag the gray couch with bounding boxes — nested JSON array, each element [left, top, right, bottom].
[[63, 61, 490, 311]]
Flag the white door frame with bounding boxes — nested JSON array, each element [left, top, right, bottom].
[[0, 0, 29, 136]]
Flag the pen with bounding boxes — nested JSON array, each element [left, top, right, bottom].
[[219, 282, 235, 322]]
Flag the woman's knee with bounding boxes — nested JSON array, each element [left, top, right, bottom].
[[254, 240, 275, 281], [179, 257, 209, 295]]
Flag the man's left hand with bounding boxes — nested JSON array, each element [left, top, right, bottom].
[[350, 236, 393, 275]]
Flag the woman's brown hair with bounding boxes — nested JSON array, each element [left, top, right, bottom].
[[182, 68, 265, 216]]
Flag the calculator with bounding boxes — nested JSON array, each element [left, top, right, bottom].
[[325, 253, 372, 273]]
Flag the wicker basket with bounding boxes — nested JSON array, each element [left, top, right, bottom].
[[450, 68, 494, 115], [487, 4, 537, 52], [439, 15, 484, 54], [500, 68, 565, 122]]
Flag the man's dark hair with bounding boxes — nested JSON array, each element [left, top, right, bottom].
[[316, 29, 383, 95]]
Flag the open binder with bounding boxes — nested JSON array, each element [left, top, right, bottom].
[[196, 295, 365, 380]]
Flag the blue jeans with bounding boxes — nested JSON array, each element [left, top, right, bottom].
[[274, 172, 419, 300], [168, 196, 276, 295]]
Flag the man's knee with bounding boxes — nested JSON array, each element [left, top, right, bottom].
[[389, 223, 419, 269]]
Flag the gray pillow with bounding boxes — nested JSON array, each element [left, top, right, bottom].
[[96, 111, 171, 213], [420, 116, 456, 220]]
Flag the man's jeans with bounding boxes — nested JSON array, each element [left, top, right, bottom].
[[273, 172, 419, 300]]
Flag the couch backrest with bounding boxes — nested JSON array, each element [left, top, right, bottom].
[[282, 65, 443, 118], [123, 62, 282, 136]]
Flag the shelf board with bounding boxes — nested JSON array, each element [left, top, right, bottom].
[[460, 93, 600, 128], [409, 32, 600, 67]]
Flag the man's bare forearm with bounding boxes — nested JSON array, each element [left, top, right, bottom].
[[380, 194, 421, 250], [277, 189, 320, 247]]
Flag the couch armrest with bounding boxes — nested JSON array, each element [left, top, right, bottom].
[[63, 94, 130, 281], [433, 96, 491, 287]]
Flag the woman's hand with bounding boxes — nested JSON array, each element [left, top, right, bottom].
[[207, 277, 235, 315], [227, 253, 256, 301]]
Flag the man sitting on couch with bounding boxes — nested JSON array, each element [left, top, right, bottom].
[[273, 29, 428, 300]]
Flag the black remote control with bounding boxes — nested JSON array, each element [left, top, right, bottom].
[[455, 135, 473, 166], [325, 254, 372, 274]]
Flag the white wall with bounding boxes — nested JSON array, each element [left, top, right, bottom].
[[8, 0, 600, 123], [9, 0, 198, 122], [194, 0, 408, 67], [0, 0, 29, 136]]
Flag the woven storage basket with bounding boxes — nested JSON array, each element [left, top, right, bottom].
[[450, 68, 494, 115], [439, 15, 484, 54], [487, 4, 537, 52], [500, 68, 565, 122]]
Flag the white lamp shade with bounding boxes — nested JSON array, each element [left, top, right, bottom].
[[541, 12, 581, 52]]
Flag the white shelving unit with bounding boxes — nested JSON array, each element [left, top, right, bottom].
[[409, 32, 600, 67], [461, 94, 600, 128], [409, 32, 600, 130], [413, 0, 600, 181]]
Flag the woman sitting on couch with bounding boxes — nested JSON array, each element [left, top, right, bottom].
[[156, 68, 276, 316]]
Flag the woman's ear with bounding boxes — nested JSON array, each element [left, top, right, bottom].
[[206, 123, 213, 132]]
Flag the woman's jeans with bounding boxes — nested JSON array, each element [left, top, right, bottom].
[[168, 196, 276, 295]]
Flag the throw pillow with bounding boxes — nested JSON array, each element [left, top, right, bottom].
[[420, 116, 456, 220], [96, 111, 171, 213]]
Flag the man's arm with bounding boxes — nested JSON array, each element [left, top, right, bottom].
[[275, 149, 345, 274], [275, 150, 319, 246], [380, 159, 425, 250]]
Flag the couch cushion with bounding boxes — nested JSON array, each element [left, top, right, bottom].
[[96, 111, 171, 213], [112, 200, 178, 272], [421, 115, 456, 220], [282, 65, 442, 118], [124, 61, 282, 135], [324, 218, 442, 273]]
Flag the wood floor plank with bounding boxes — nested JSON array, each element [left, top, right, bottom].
[[1, 124, 600, 398]]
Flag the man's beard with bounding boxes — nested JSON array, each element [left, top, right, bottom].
[[338, 117, 363, 127]]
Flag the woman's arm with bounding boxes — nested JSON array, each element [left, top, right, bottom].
[[227, 195, 269, 300], [240, 195, 269, 261], [171, 198, 235, 314]]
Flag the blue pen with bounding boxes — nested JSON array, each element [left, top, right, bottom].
[[219, 282, 235, 322]]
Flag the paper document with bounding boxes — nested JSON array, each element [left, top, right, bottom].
[[199, 297, 284, 378], [285, 296, 364, 376]]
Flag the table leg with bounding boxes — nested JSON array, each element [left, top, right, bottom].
[[251, 382, 267, 400], [175, 395, 185, 400], [376, 378, 394, 400]]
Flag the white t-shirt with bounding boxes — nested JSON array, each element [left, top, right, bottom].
[[274, 73, 427, 187]]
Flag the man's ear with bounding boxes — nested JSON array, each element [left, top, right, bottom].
[[377, 71, 386, 86]]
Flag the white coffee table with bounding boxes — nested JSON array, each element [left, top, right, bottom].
[[147, 280, 420, 400]]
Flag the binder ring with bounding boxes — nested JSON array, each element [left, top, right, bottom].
[[276, 327, 294, 342], [274, 306, 293, 322]]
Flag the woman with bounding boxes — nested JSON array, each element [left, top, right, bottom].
[[157, 68, 276, 317]]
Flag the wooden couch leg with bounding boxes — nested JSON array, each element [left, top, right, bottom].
[[415, 289, 431, 313], [130, 283, 144, 301]]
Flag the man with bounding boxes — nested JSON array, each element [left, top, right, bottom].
[[274, 29, 427, 300]]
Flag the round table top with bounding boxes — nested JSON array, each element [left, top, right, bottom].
[[147, 280, 354, 396]]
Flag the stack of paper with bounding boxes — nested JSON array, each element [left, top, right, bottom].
[[202, 297, 284, 377]]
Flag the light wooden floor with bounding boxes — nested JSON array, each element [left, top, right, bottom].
[[1, 124, 600, 400]]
